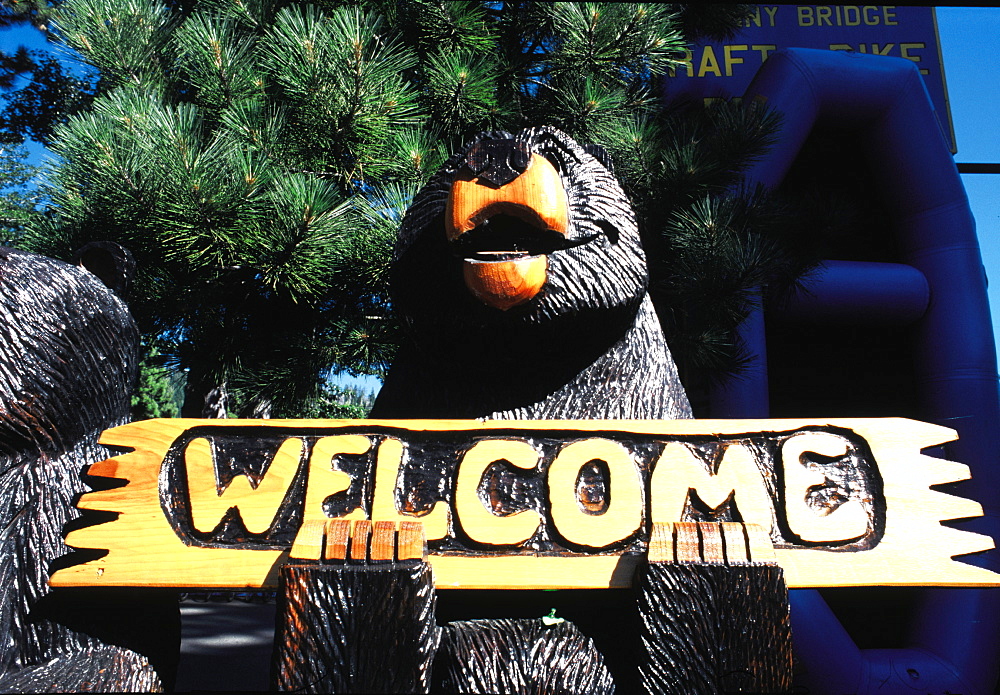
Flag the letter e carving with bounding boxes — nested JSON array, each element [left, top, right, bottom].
[[782, 432, 869, 542], [304, 435, 372, 521]]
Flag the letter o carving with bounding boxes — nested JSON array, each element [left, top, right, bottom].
[[548, 438, 643, 548]]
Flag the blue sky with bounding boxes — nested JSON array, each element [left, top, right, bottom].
[[937, 8, 1000, 367], [0, 22, 57, 164], [3, 7, 999, 394]]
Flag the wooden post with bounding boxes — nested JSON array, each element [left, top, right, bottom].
[[636, 522, 793, 694], [270, 520, 437, 694]]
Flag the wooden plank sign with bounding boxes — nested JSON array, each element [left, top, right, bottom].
[[50, 418, 1000, 590]]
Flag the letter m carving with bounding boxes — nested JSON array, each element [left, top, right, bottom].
[[650, 441, 775, 529]]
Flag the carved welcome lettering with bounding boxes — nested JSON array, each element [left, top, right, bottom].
[[164, 426, 881, 553], [50, 418, 999, 590]]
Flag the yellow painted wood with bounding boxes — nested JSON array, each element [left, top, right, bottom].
[[186, 436, 304, 534], [454, 438, 543, 546], [650, 441, 774, 532], [548, 438, 643, 548], [304, 435, 370, 523], [49, 417, 1000, 590], [746, 524, 778, 565], [289, 519, 325, 561], [429, 555, 642, 590]]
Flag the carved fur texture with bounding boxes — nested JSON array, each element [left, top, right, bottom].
[[0, 247, 174, 691], [636, 564, 793, 694], [435, 617, 614, 694], [372, 126, 692, 420], [272, 562, 438, 693]]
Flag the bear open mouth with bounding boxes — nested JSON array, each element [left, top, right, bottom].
[[452, 214, 595, 262], [446, 148, 576, 309]]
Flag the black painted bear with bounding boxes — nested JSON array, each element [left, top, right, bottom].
[[371, 127, 693, 692], [373, 126, 692, 421], [275, 129, 790, 694], [0, 246, 177, 692]]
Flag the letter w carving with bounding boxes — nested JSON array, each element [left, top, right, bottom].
[[185, 437, 303, 534]]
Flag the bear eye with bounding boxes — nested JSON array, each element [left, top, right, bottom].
[[543, 152, 564, 173]]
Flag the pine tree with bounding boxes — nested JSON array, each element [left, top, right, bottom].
[[0, 142, 45, 244], [295, 382, 376, 419], [14, 1, 818, 417], [131, 346, 181, 419]]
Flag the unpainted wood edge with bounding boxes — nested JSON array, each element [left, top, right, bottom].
[[324, 519, 351, 561], [399, 522, 427, 561], [698, 523, 726, 564], [675, 522, 701, 563], [370, 521, 396, 562], [350, 520, 373, 561], [720, 522, 750, 565], [647, 521, 674, 563]]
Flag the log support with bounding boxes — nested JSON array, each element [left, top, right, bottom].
[[270, 520, 438, 694], [270, 519, 793, 693], [636, 522, 794, 694]]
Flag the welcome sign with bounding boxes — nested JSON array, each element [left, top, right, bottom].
[[50, 418, 999, 590]]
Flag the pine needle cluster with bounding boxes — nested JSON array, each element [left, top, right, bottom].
[[12, 1, 818, 416]]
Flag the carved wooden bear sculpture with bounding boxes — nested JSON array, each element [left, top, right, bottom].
[[366, 128, 700, 692], [0, 246, 178, 692], [372, 126, 692, 421], [359, 128, 790, 694]]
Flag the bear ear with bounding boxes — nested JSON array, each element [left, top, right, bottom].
[[73, 241, 135, 297], [582, 143, 615, 174]]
